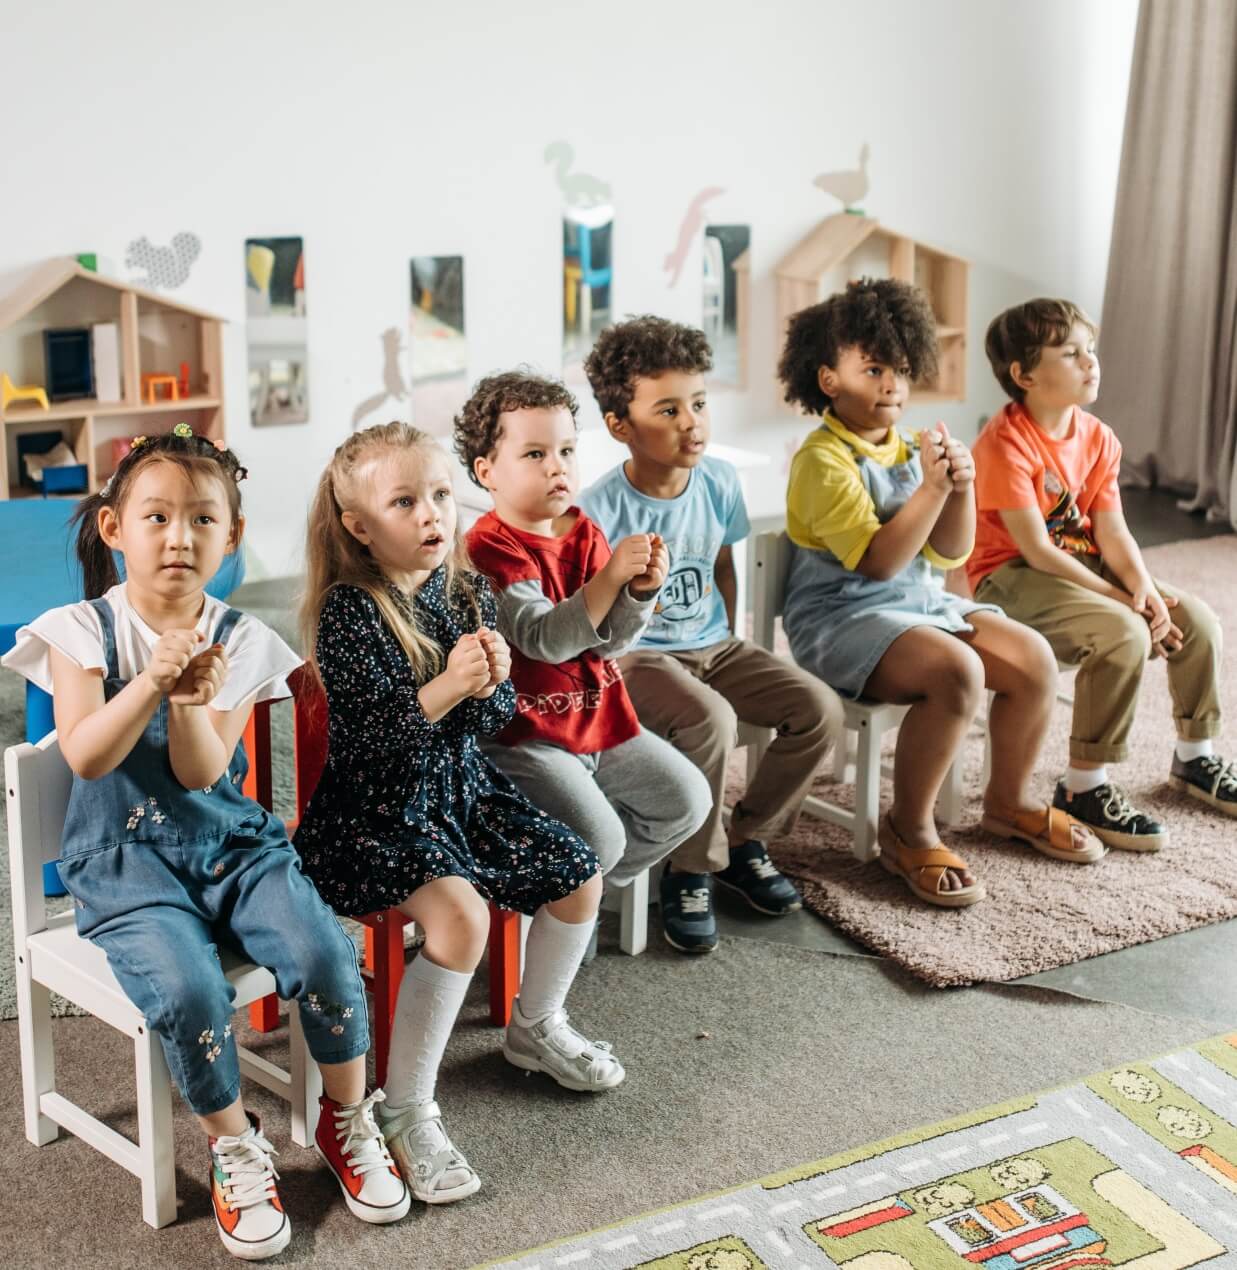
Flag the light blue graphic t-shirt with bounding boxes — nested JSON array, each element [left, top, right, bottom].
[[581, 455, 750, 652]]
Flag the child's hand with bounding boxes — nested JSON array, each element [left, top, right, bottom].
[[605, 534, 654, 585], [918, 427, 954, 494], [940, 426, 975, 489], [169, 643, 229, 707], [629, 533, 669, 595], [148, 629, 204, 695], [445, 632, 492, 698], [1133, 585, 1183, 654], [476, 626, 511, 689]]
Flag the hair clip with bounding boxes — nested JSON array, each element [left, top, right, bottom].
[[99, 474, 116, 499], [172, 422, 194, 439], [130, 434, 149, 450]]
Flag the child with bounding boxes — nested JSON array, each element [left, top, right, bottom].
[[0, 428, 409, 1260], [777, 279, 1103, 907], [579, 315, 844, 954], [453, 370, 713, 938], [294, 421, 622, 1209], [971, 298, 1231, 847]]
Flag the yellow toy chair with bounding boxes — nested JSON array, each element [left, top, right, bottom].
[[1, 372, 50, 413]]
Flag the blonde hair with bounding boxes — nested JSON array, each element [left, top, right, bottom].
[[301, 421, 480, 682]]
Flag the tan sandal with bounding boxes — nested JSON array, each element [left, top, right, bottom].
[[981, 804, 1106, 864], [876, 816, 986, 908]]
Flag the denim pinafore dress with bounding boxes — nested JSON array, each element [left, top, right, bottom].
[[783, 443, 998, 699], [57, 598, 368, 1117]]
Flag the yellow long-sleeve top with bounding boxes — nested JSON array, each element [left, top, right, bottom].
[[785, 413, 969, 572]]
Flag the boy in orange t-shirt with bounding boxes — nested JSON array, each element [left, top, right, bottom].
[[971, 298, 1231, 850]]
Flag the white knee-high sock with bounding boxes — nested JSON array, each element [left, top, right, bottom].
[[516, 909, 594, 1024], [383, 953, 472, 1109]]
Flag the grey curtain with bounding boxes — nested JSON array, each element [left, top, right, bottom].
[[1098, 0, 1237, 528]]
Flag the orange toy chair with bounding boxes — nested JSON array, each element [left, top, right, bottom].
[[241, 668, 522, 1088]]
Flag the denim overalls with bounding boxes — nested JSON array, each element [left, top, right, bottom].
[[783, 440, 998, 698], [58, 598, 368, 1116]]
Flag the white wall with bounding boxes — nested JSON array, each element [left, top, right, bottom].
[[1, 0, 1138, 575]]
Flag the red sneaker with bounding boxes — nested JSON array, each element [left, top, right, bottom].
[[209, 1113, 290, 1260], [315, 1090, 411, 1224]]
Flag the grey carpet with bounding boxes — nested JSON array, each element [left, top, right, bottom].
[[0, 935, 1216, 1269]]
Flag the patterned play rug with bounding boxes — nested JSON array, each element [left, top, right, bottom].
[[490, 1034, 1237, 1269]]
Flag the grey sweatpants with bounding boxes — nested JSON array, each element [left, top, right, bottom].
[[481, 727, 712, 886]]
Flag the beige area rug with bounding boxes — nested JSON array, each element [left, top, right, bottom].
[[742, 535, 1237, 987]]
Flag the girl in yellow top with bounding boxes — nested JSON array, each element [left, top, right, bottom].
[[779, 279, 1102, 907]]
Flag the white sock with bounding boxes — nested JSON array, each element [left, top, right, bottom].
[[1176, 738, 1214, 762], [1066, 765, 1108, 794], [516, 908, 595, 1024], [383, 953, 472, 1109]]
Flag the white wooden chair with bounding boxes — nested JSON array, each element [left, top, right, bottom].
[[5, 733, 322, 1229], [749, 531, 967, 862]]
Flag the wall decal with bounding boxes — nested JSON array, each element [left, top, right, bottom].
[[544, 141, 611, 209], [664, 187, 725, 288], [125, 232, 202, 289], [813, 142, 870, 211], [352, 326, 409, 430]]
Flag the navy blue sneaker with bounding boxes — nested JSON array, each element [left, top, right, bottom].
[[659, 868, 718, 954], [715, 841, 803, 915]]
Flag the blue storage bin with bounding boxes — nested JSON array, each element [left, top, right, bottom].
[[41, 464, 89, 495]]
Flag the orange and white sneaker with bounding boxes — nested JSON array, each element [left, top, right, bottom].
[[315, 1090, 411, 1224], [209, 1114, 290, 1260]]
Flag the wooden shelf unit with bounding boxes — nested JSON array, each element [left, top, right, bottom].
[[774, 213, 970, 402], [0, 259, 227, 499]]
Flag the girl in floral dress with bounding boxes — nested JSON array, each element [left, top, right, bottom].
[[295, 421, 625, 1208]]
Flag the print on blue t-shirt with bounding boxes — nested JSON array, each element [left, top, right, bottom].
[[581, 455, 750, 652]]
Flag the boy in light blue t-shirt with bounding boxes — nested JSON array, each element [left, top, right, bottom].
[[582, 316, 843, 954]]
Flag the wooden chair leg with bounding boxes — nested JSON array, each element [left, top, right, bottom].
[[16, 971, 57, 1146], [852, 717, 882, 862], [369, 911, 406, 1090], [134, 1025, 177, 1229], [619, 870, 649, 956], [488, 907, 520, 1027], [288, 1005, 321, 1148], [248, 994, 280, 1033]]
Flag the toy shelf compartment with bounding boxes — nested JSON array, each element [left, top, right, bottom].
[[0, 258, 227, 501]]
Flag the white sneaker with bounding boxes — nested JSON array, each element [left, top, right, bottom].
[[209, 1115, 290, 1261], [503, 997, 626, 1092], [315, 1090, 411, 1224], [375, 1097, 481, 1205]]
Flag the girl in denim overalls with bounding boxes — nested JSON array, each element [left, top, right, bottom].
[[777, 280, 1103, 910], [2, 430, 410, 1259]]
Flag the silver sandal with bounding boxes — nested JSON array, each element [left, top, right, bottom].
[[375, 1098, 480, 1205]]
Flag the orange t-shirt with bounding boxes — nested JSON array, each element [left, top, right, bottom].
[[968, 402, 1123, 592]]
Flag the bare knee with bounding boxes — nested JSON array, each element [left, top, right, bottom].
[[407, 885, 490, 969], [926, 646, 984, 715], [546, 870, 601, 922], [1008, 628, 1059, 698]]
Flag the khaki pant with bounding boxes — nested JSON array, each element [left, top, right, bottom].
[[976, 557, 1222, 763], [619, 637, 844, 873]]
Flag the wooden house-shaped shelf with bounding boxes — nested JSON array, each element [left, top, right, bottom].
[[0, 258, 226, 499], [775, 214, 969, 402]]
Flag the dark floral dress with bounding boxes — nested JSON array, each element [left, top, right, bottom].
[[294, 568, 599, 916]]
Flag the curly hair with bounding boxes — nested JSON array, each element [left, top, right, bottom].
[[453, 368, 578, 488], [777, 277, 939, 416], [583, 315, 713, 419], [985, 298, 1097, 402]]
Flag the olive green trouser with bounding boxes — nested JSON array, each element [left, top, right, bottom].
[[975, 556, 1222, 763]]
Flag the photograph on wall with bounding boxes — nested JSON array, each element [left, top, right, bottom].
[[245, 236, 308, 426], [410, 255, 467, 435], [703, 224, 750, 388], [561, 206, 612, 380]]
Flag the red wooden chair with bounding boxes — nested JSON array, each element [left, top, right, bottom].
[[240, 667, 522, 1087]]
